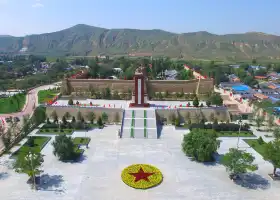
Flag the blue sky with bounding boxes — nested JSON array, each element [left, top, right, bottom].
[[0, 0, 279, 36]]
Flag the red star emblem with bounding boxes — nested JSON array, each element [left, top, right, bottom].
[[129, 167, 155, 182]]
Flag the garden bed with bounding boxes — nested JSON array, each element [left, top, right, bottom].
[[243, 139, 267, 157], [39, 128, 73, 135], [12, 136, 51, 157], [73, 137, 91, 146], [38, 89, 59, 104], [217, 131, 255, 137]]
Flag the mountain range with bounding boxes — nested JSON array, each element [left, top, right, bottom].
[[1, 24, 280, 60]]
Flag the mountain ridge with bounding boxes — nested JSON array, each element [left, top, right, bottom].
[[1, 24, 280, 60]]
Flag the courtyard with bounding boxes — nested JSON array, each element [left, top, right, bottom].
[[0, 125, 280, 200]]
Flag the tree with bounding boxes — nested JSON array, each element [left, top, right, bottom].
[[71, 116, 76, 123], [13, 150, 44, 189], [64, 112, 71, 120], [2, 127, 13, 150], [273, 127, 280, 140], [206, 99, 211, 107], [114, 112, 120, 123], [86, 112, 96, 124], [255, 116, 264, 130], [62, 116, 67, 125], [97, 116, 103, 127], [68, 99, 73, 105], [181, 129, 220, 162], [51, 110, 58, 124], [210, 93, 223, 106], [22, 115, 31, 137], [221, 148, 257, 179], [209, 113, 215, 123], [104, 87, 111, 99], [264, 140, 280, 177], [52, 135, 76, 161], [101, 112, 108, 123], [77, 111, 83, 121], [112, 90, 120, 100], [32, 107, 46, 126], [193, 96, 199, 107], [267, 115, 274, 131]]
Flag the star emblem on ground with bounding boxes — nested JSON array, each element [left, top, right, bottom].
[[121, 164, 163, 189], [129, 167, 155, 182]]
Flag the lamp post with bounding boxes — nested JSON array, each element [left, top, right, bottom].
[[25, 152, 38, 190], [237, 115, 242, 149]]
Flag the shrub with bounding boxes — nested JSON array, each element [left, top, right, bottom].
[[45, 129, 49, 132], [257, 136, 264, 145], [182, 129, 220, 162], [54, 129, 58, 132], [68, 99, 74, 105]]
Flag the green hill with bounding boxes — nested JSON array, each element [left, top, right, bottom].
[[1, 24, 280, 60]]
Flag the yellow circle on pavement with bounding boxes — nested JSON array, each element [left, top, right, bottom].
[[121, 164, 163, 189]]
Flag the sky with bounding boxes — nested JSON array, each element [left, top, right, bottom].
[[0, 0, 280, 36]]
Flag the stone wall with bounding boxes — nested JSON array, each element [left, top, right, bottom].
[[64, 78, 213, 95], [67, 79, 134, 94], [156, 107, 230, 124], [147, 79, 213, 94], [46, 106, 124, 123]]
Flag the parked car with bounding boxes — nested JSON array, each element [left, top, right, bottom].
[[13, 117, 20, 122], [5, 117, 12, 123]]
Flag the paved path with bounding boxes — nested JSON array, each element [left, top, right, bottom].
[[0, 83, 60, 118]]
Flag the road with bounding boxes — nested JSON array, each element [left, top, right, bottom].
[[0, 82, 61, 128]]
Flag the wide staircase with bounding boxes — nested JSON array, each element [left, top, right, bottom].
[[121, 109, 157, 139]]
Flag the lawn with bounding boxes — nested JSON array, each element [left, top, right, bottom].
[[243, 139, 267, 157], [12, 136, 51, 157], [39, 128, 73, 135], [217, 131, 255, 137], [38, 89, 59, 104], [73, 137, 91, 146], [0, 93, 26, 114]]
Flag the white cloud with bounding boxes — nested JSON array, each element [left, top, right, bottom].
[[32, 0, 44, 8]]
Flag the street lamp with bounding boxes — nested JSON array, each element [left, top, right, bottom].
[[237, 115, 242, 149], [25, 152, 38, 190]]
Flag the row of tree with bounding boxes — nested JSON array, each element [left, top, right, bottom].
[[182, 128, 280, 179]]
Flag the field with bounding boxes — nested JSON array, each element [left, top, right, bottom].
[[0, 93, 26, 114], [38, 89, 59, 104]]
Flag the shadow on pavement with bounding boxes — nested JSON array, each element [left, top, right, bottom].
[[0, 172, 9, 180], [234, 173, 270, 190], [37, 174, 64, 192]]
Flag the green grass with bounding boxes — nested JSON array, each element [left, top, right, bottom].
[[131, 128, 134, 138], [39, 128, 73, 135], [132, 110, 135, 118], [217, 131, 255, 137], [38, 89, 59, 104], [0, 93, 26, 114], [12, 136, 51, 157], [144, 128, 147, 138], [73, 137, 91, 145], [144, 110, 147, 118], [243, 139, 267, 157], [131, 118, 135, 127], [144, 118, 147, 128]]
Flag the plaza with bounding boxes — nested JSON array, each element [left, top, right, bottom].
[[0, 125, 280, 200]]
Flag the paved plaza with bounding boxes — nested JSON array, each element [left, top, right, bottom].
[[0, 126, 280, 200]]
